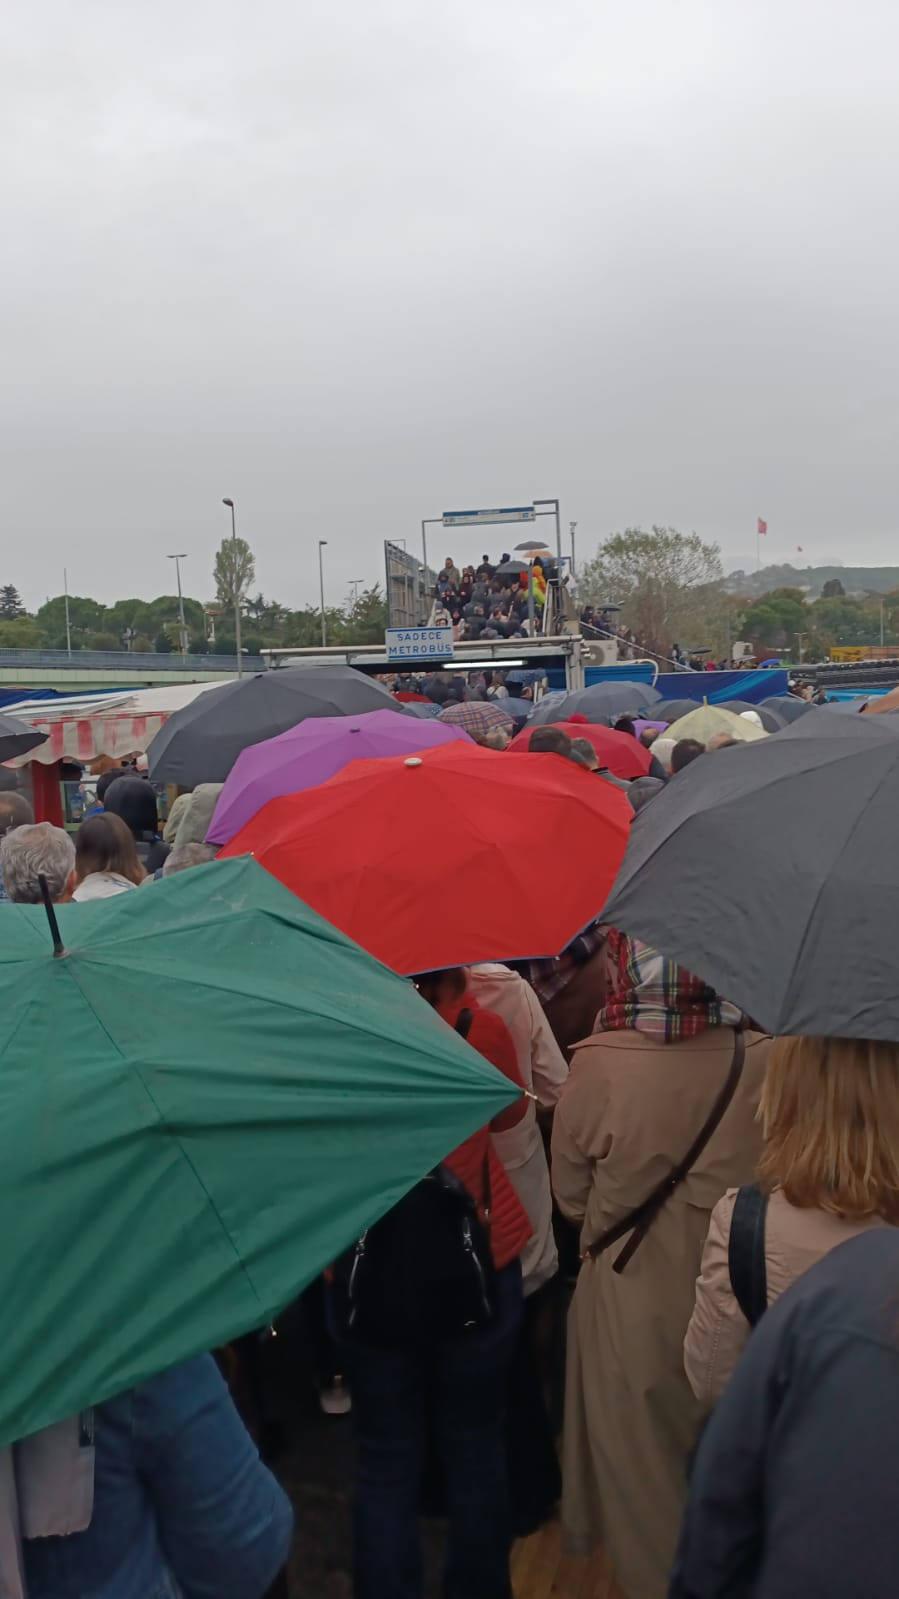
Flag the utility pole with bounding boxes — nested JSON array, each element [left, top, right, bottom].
[[221, 499, 243, 676], [794, 631, 807, 665], [63, 568, 72, 658], [167, 553, 189, 654], [569, 520, 578, 578], [318, 541, 328, 647]]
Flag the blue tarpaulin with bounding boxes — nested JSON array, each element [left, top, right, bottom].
[[655, 669, 789, 705]]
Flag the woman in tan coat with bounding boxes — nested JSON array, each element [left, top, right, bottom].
[[685, 1034, 899, 1406], [552, 932, 770, 1599]]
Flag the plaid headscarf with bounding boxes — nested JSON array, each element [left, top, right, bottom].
[[597, 928, 741, 1042]]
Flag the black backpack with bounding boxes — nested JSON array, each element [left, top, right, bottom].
[[728, 1183, 769, 1327], [332, 1011, 498, 1346]]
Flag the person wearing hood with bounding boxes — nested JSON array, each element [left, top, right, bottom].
[[102, 777, 170, 874]]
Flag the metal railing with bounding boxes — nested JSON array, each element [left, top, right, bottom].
[[0, 648, 264, 673]]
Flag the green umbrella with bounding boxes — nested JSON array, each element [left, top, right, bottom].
[[0, 858, 517, 1445]]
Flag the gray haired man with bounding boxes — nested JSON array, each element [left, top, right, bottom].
[[0, 823, 76, 904]]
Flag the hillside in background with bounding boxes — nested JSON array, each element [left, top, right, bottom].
[[725, 562, 899, 599]]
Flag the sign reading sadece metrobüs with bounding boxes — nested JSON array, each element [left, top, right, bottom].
[[385, 626, 454, 660]]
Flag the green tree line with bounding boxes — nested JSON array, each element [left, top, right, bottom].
[[579, 529, 899, 661], [0, 580, 388, 656]]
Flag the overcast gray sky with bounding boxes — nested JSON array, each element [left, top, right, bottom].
[[3, 0, 898, 611]]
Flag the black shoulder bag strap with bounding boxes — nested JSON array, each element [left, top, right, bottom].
[[588, 1029, 746, 1275], [728, 1183, 769, 1326]]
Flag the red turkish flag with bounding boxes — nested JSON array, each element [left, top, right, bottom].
[[757, 517, 768, 536]]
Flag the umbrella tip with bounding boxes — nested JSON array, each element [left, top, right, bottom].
[[404, 757, 423, 768], [37, 874, 66, 958]]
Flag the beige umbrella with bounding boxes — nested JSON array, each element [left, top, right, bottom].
[[665, 703, 768, 745]]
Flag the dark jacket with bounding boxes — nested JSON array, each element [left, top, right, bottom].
[[670, 1228, 899, 1599]]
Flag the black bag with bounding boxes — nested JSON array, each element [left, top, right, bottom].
[[332, 1010, 497, 1346], [727, 1182, 769, 1327]]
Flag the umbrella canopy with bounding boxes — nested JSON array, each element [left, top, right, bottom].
[[861, 685, 899, 715], [437, 700, 515, 737], [0, 714, 48, 764], [529, 680, 660, 724], [664, 704, 768, 744], [0, 857, 517, 1446], [494, 560, 529, 576], [207, 709, 471, 847], [401, 701, 443, 719], [147, 667, 408, 787], [653, 697, 705, 722], [602, 713, 899, 1040], [221, 744, 632, 975], [510, 721, 653, 779], [761, 693, 816, 724], [706, 698, 784, 733]]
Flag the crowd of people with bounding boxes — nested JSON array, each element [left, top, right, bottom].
[[430, 552, 559, 639], [0, 680, 894, 1599]]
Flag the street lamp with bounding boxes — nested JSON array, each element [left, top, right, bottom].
[[221, 499, 243, 677], [167, 553, 188, 654], [318, 541, 328, 647]]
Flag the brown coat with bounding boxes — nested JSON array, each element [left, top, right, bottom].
[[684, 1187, 889, 1406], [552, 1027, 770, 1599]]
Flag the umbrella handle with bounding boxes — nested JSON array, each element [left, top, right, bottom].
[[38, 875, 66, 958]]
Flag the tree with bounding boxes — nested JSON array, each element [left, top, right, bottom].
[[579, 527, 724, 653], [821, 578, 845, 599], [0, 617, 41, 647], [154, 630, 174, 654], [0, 585, 25, 621], [336, 585, 388, 645], [738, 588, 808, 650], [35, 594, 106, 649], [214, 537, 256, 614]]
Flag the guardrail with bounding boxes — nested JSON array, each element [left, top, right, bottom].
[[0, 649, 265, 672]]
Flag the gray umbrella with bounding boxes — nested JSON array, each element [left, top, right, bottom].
[[494, 560, 529, 576], [601, 712, 899, 1040], [529, 680, 661, 724], [0, 715, 49, 764], [760, 694, 815, 724], [148, 667, 408, 787]]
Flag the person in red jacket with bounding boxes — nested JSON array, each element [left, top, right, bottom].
[[338, 966, 531, 1599]]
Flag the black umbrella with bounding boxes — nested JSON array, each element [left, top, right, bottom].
[[602, 712, 899, 1040], [148, 667, 409, 787], [652, 698, 703, 723], [530, 680, 661, 724], [0, 715, 49, 764], [494, 560, 529, 576], [761, 694, 815, 724]]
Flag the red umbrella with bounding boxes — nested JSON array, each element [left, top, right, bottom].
[[393, 691, 431, 703], [220, 743, 631, 975], [510, 721, 653, 779]]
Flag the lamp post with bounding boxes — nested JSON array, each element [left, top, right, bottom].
[[221, 499, 243, 676], [167, 553, 188, 654], [318, 541, 328, 647]]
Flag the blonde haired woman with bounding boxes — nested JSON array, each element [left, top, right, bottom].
[[685, 1035, 898, 1406]]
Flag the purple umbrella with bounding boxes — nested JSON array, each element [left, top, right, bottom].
[[206, 709, 472, 846]]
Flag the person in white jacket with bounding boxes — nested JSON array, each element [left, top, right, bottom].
[[469, 962, 568, 1536]]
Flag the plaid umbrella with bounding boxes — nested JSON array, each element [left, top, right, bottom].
[[437, 701, 515, 736]]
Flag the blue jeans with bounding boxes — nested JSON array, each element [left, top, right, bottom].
[[342, 1262, 523, 1599]]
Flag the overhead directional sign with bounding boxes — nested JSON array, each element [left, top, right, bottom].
[[442, 506, 536, 528]]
